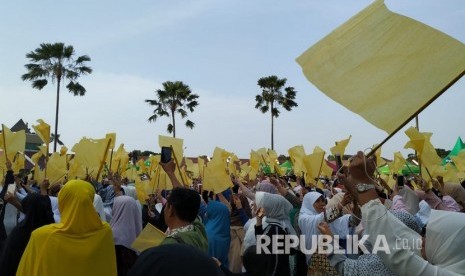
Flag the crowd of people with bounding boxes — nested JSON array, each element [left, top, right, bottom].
[[1, 151, 465, 276]]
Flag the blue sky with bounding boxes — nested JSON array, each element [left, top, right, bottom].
[[1, 0, 464, 159]]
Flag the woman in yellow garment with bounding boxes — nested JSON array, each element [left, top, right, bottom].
[[16, 179, 117, 276]]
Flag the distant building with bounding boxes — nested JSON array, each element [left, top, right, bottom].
[[9, 119, 43, 153], [1, 119, 43, 170]]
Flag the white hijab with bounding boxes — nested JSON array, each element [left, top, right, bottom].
[[298, 192, 351, 264], [426, 210, 465, 273]]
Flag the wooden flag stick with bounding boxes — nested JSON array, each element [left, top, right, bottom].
[[367, 69, 465, 158], [170, 145, 186, 185], [1, 125, 8, 161], [45, 143, 49, 178], [96, 138, 112, 181], [109, 149, 114, 172]]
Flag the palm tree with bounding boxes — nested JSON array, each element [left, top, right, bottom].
[[255, 75, 298, 150], [145, 81, 199, 137], [22, 42, 92, 152], [50, 133, 64, 146]]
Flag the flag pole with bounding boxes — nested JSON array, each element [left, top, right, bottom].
[[170, 145, 186, 185], [96, 138, 112, 181], [367, 69, 465, 158], [45, 143, 49, 178], [1, 125, 8, 161]]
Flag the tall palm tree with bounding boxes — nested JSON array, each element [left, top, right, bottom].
[[255, 75, 298, 150], [22, 42, 92, 152], [145, 81, 199, 137]]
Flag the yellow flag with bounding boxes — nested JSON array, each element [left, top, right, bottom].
[[71, 137, 111, 180], [288, 145, 307, 176], [158, 135, 183, 164], [12, 153, 25, 174], [296, 0, 465, 134], [0, 125, 26, 159], [137, 159, 148, 174], [303, 147, 326, 187], [47, 152, 68, 185], [320, 160, 334, 178], [31, 151, 43, 164], [389, 152, 406, 175], [32, 119, 51, 144], [203, 160, 233, 194], [108, 144, 129, 174], [330, 136, 351, 156], [202, 147, 233, 193], [404, 127, 441, 169], [34, 166, 46, 184], [38, 145, 48, 157], [60, 146, 68, 156], [249, 150, 260, 180], [131, 223, 166, 252], [135, 176, 152, 203]]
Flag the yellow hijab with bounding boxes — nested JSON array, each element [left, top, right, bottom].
[[17, 180, 117, 276]]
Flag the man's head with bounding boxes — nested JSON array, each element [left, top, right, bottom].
[[164, 188, 200, 226]]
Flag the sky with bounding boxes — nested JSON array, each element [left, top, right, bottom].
[[1, 0, 464, 159]]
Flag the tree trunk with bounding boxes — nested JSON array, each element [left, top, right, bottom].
[[53, 78, 61, 153], [172, 109, 176, 138], [271, 102, 274, 150]]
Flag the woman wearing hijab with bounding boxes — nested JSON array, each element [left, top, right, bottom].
[[16, 179, 117, 276], [298, 191, 359, 275], [204, 191, 231, 268], [344, 150, 465, 275], [319, 210, 422, 276], [254, 192, 296, 276], [0, 193, 54, 276], [111, 195, 142, 276]]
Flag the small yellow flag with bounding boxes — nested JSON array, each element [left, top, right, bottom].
[[330, 136, 352, 156], [32, 119, 51, 144], [389, 152, 406, 175], [131, 223, 166, 252], [404, 127, 441, 169]]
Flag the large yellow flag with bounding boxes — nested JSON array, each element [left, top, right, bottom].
[[296, 0, 465, 134], [71, 137, 111, 180], [203, 147, 233, 193], [32, 119, 51, 144], [1, 125, 26, 159], [330, 136, 351, 156]]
